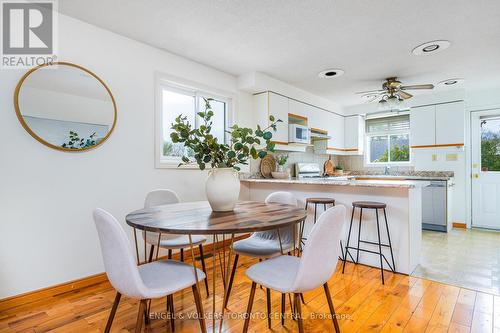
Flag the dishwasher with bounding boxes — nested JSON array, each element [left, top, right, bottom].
[[421, 180, 448, 232]]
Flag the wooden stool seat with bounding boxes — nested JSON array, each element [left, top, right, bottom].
[[352, 201, 386, 209], [306, 197, 336, 205]]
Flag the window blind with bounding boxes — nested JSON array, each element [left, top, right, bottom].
[[366, 114, 410, 134]]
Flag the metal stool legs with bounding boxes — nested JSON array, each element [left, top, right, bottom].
[[342, 205, 396, 284]]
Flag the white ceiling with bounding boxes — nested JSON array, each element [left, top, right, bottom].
[[58, 0, 500, 106]]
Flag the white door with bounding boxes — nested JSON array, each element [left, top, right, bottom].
[[471, 109, 500, 229]]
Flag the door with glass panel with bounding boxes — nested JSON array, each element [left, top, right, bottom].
[[471, 110, 500, 229]]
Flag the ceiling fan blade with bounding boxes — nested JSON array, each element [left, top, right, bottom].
[[355, 89, 386, 95], [400, 84, 434, 90], [398, 90, 413, 99]]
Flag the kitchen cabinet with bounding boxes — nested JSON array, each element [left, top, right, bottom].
[[326, 112, 345, 152], [253, 92, 289, 144], [343, 115, 364, 155], [410, 101, 464, 148], [268, 92, 289, 144], [435, 102, 465, 145], [410, 105, 436, 147]]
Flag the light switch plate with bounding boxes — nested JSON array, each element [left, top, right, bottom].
[[432, 154, 437, 161], [446, 153, 458, 161]]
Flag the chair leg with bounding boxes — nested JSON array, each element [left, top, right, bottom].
[[383, 208, 396, 272], [135, 299, 147, 333], [313, 203, 317, 223], [294, 293, 304, 333], [342, 207, 356, 273], [180, 248, 184, 262], [300, 293, 305, 304], [281, 293, 285, 325], [167, 295, 175, 332], [223, 254, 239, 308], [104, 292, 121, 333], [266, 288, 272, 329], [323, 283, 340, 333], [168, 249, 172, 259], [148, 245, 154, 263], [243, 282, 257, 333], [198, 244, 210, 297], [288, 293, 295, 319], [192, 284, 207, 333], [144, 300, 150, 325], [375, 209, 385, 284], [356, 208, 363, 263]]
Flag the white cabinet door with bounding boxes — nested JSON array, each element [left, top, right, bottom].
[[268, 92, 289, 143], [328, 112, 344, 150], [435, 101, 465, 145], [410, 105, 436, 146], [344, 115, 363, 154], [289, 99, 311, 125]]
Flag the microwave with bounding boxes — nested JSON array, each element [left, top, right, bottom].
[[288, 124, 310, 144]]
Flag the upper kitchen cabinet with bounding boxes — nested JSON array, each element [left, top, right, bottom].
[[410, 105, 436, 147], [410, 101, 465, 148], [268, 92, 289, 144], [253, 92, 289, 144], [435, 101, 465, 145], [326, 112, 345, 152], [343, 115, 364, 155]]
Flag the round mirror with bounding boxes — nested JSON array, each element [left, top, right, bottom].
[[14, 62, 117, 152]]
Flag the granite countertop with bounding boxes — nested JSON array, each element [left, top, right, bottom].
[[240, 177, 430, 189], [346, 171, 454, 181]]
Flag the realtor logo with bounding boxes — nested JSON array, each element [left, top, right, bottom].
[[1, 0, 57, 68]]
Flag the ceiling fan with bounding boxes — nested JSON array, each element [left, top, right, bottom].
[[356, 77, 434, 109]]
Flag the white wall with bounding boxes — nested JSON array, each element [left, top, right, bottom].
[[0, 14, 253, 299]]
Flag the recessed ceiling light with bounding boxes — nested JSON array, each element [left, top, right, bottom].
[[412, 40, 451, 55], [437, 78, 464, 87], [318, 68, 345, 78]]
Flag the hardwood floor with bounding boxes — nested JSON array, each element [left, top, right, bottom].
[[1, 255, 500, 333]]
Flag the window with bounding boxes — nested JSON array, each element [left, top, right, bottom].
[[365, 114, 410, 164], [156, 78, 231, 168], [480, 117, 500, 172]]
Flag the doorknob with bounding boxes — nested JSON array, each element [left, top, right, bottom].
[[473, 173, 480, 179]]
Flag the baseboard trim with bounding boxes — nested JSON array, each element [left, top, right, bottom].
[[452, 222, 467, 229], [0, 233, 249, 312]]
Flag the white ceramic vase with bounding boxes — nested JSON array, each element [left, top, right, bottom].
[[206, 167, 240, 212]]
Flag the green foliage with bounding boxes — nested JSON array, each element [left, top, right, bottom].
[[276, 154, 288, 166], [481, 131, 500, 171], [170, 98, 282, 170], [375, 145, 409, 163], [61, 131, 97, 149]]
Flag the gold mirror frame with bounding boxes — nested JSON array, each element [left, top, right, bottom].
[[14, 61, 118, 152]]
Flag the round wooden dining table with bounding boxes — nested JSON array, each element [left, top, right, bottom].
[[126, 200, 307, 333]]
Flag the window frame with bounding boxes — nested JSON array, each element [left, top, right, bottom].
[[155, 72, 234, 169], [364, 115, 412, 167]]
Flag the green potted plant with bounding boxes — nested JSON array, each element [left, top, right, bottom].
[[335, 164, 344, 175], [171, 98, 281, 211], [275, 154, 288, 172]]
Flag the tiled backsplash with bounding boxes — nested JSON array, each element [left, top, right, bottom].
[[250, 149, 414, 177], [336, 155, 415, 173]]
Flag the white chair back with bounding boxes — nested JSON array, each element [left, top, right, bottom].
[[291, 205, 346, 292], [93, 208, 146, 299], [144, 189, 180, 208], [255, 191, 297, 242]]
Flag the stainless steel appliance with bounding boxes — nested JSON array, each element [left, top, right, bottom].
[[288, 124, 310, 144], [296, 162, 322, 178], [422, 180, 448, 232]]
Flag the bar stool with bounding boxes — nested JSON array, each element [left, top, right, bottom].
[[341, 201, 396, 284], [302, 198, 335, 248]]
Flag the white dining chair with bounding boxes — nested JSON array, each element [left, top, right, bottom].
[[242, 205, 346, 333], [93, 208, 207, 333], [224, 191, 299, 326], [143, 189, 210, 296]]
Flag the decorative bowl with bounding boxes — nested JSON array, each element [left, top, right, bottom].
[[271, 171, 289, 179]]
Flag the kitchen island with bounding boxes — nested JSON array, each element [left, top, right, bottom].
[[240, 177, 429, 275]]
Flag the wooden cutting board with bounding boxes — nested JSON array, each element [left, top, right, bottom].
[[324, 156, 335, 176], [260, 154, 276, 178]]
